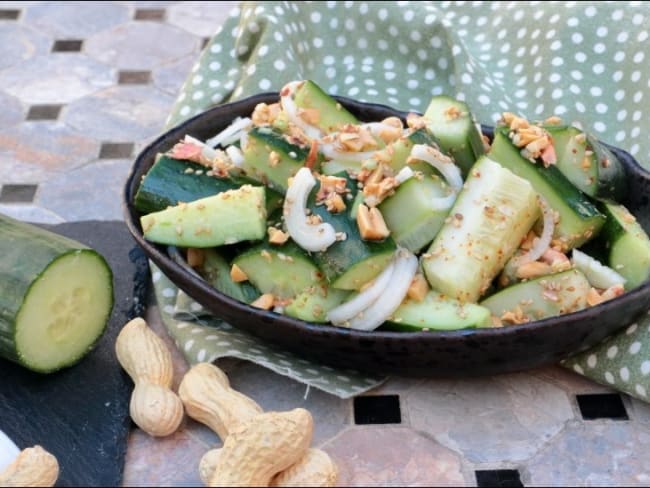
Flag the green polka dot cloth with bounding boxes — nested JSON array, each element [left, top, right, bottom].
[[154, 1, 650, 400]]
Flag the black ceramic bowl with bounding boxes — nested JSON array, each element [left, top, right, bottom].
[[124, 93, 650, 377]]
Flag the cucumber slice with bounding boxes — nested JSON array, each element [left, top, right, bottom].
[[376, 128, 439, 174], [600, 201, 650, 289], [547, 126, 625, 200], [241, 127, 309, 192], [382, 291, 491, 331], [293, 80, 358, 134], [423, 95, 485, 175], [480, 269, 591, 322], [489, 128, 605, 250], [197, 248, 260, 304], [284, 284, 350, 323], [379, 174, 451, 253], [0, 215, 113, 373], [308, 173, 397, 290], [571, 248, 625, 289], [141, 185, 267, 248], [232, 241, 322, 299], [422, 156, 539, 302]]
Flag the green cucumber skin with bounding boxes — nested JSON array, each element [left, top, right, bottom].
[[242, 127, 309, 192], [308, 173, 396, 289], [489, 128, 605, 250], [0, 215, 114, 372], [198, 248, 260, 304], [293, 80, 358, 133], [284, 284, 350, 323], [585, 134, 626, 201]]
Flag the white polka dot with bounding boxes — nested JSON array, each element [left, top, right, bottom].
[[593, 121, 606, 132], [567, 16, 579, 27], [612, 9, 624, 21], [585, 5, 597, 17], [587, 354, 598, 368], [310, 11, 321, 23], [629, 341, 642, 355], [478, 94, 490, 105], [571, 32, 583, 44], [596, 103, 608, 114], [615, 131, 626, 142], [575, 52, 586, 63], [211, 93, 223, 103], [620, 367, 630, 382], [591, 86, 603, 97], [636, 385, 647, 397], [407, 79, 418, 89], [614, 89, 625, 101], [273, 59, 286, 71], [617, 32, 629, 43], [409, 97, 421, 107], [196, 349, 207, 362], [593, 43, 606, 54], [573, 364, 584, 375], [607, 345, 619, 359], [258, 79, 271, 90], [152, 271, 162, 282], [605, 371, 615, 384], [184, 340, 194, 352], [640, 361, 650, 376], [626, 323, 638, 335], [258, 45, 268, 56], [326, 67, 336, 79]]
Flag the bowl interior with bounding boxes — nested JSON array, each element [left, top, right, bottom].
[[124, 93, 650, 376]]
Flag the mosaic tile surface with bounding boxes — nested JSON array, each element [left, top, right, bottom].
[[1, 2, 649, 486]]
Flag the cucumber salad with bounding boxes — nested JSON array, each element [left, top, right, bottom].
[[135, 79, 650, 332]]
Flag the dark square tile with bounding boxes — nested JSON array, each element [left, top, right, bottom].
[[134, 8, 166, 21], [52, 39, 83, 53], [202, 37, 211, 49], [576, 393, 629, 420], [26, 104, 63, 121], [0, 9, 20, 20], [118, 70, 151, 85], [476, 470, 523, 487], [353, 395, 401, 425], [99, 142, 134, 159], [0, 184, 38, 203]]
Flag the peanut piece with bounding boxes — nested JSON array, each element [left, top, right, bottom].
[[407, 274, 429, 302], [209, 409, 313, 487], [200, 448, 338, 488], [356, 204, 390, 240], [186, 248, 205, 268], [0, 446, 59, 487], [115, 318, 184, 437], [230, 264, 249, 283], [178, 363, 263, 441], [251, 293, 275, 310]]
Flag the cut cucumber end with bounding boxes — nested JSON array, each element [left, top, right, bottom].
[[330, 250, 395, 290], [14, 250, 113, 373]]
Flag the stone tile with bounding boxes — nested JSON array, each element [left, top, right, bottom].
[[406, 373, 574, 463], [524, 420, 650, 486], [0, 9, 20, 20], [225, 361, 351, 446], [51, 39, 83, 52], [122, 427, 205, 487], [628, 396, 650, 426], [99, 142, 135, 159], [85, 21, 198, 70], [134, 8, 166, 21], [0, 53, 114, 104], [22, 1, 130, 38], [151, 55, 195, 96], [118, 70, 151, 85], [0, 121, 99, 183], [64, 85, 174, 141], [531, 365, 615, 395], [26, 104, 63, 121], [167, 1, 235, 37], [0, 204, 64, 224], [324, 427, 468, 486], [0, 184, 38, 203], [0, 24, 51, 71], [0, 91, 24, 128], [37, 159, 132, 221]]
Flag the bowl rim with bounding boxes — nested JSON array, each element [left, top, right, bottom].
[[123, 92, 650, 344]]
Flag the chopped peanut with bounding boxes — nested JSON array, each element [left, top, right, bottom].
[[515, 261, 553, 280], [298, 107, 320, 126], [186, 248, 205, 268], [407, 274, 429, 302], [356, 204, 390, 240], [230, 264, 249, 283], [325, 193, 346, 213], [268, 227, 290, 245], [251, 293, 275, 310]]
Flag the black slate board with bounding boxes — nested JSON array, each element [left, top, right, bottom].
[[0, 220, 149, 487]]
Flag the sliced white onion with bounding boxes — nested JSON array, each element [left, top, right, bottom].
[[410, 144, 463, 211], [395, 166, 414, 184], [509, 195, 554, 267], [572, 248, 626, 289], [319, 142, 378, 162], [284, 167, 337, 252], [280, 81, 323, 140], [327, 261, 396, 326], [225, 145, 245, 167], [346, 249, 419, 331], [205, 117, 252, 148], [184, 135, 220, 161]]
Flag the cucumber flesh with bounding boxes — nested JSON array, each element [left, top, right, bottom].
[[382, 291, 491, 331], [422, 156, 539, 302], [600, 201, 650, 289], [489, 128, 605, 250], [293, 80, 358, 134], [379, 174, 451, 253], [284, 284, 350, 323], [0, 215, 113, 373], [141, 185, 267, 248], [480, 269, 591, 322], [571, 248, 625, 289], [424, 95, 485, 175]]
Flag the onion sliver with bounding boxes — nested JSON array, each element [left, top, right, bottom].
[[346, 249, 419, 331], [319, 142, 377, 162], [572, 248, 626, 289], [284, 167, 337, 252], [410, 144, 463, 211], [225, 145, 245, 167], [327, 261, 396, 326], [509, 195, 554, 268], [184, 135, 220, 162], [395, 166, 414, 184], [205, 117, 252, 148], [280, 81, 323, 140]]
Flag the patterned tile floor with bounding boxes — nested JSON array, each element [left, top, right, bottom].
[[1, 2, 650, 486]]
